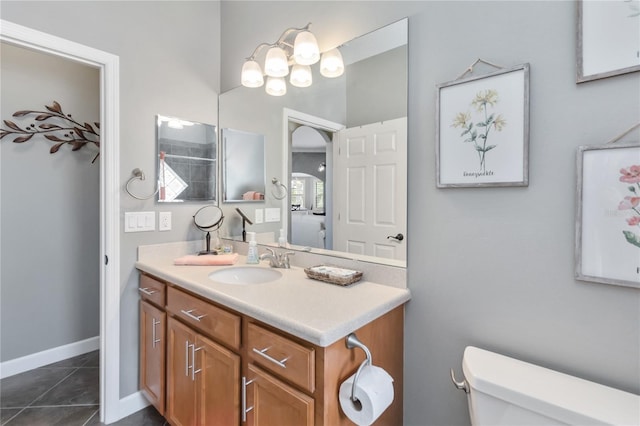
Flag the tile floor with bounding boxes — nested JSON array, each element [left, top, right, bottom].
[[0, 351, 166, 426]]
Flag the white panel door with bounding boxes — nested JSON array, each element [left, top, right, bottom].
[[333, 117, 407, 260]]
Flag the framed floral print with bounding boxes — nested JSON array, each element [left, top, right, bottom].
[[575, 142, 640, 289], [436, 63, 530, 188], [577, 0, 640, 83]]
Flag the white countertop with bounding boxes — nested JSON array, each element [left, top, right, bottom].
[[136, 250, 411, 347]]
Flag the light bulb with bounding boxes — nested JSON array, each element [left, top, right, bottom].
[[289, 64, 312, 88], [293, 31, 320, 65], [265, 76, 287, 96], [264, 47, 289, 77], [241, 60, 264, 88], [320, 48, 344, 78]]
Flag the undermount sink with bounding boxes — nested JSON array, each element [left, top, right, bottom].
[[208, 266, 282, 285]]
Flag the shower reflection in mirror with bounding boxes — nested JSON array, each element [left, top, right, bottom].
[[156, 115, 217, 203]]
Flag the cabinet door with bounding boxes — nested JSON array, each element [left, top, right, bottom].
[[197, 334, 241, 426], [166, 318, 198, 426], [247, 364, 314, 426], [140, 301, 166, 415]]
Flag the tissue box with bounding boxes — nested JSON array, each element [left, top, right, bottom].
[[304, 265, 363, 286]]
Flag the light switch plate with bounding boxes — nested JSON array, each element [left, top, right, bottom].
[[265, 208, 280, 223], [254, 209, 264, 224], [124, 212, 155, 232]]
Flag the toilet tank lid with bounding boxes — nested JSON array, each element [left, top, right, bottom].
[[462, 346, 640, 426]]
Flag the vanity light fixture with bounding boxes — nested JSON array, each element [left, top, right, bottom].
[[320, 48, 344, 78], [240, 23, 344, 96], [318, 162, 326, 172], [290, 64, 313, 88], [265, 76, 287, 96]]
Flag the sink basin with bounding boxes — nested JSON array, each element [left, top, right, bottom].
[[208, 267, 282, 285]]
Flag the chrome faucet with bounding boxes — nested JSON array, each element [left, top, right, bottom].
[[259, 248, 295, 269]]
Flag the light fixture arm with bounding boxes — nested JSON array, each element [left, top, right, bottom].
[[246, 23, 312, 60]]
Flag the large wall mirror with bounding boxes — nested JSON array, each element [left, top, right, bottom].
[[218, 18, 408, 267], [156, 115, 217, 203]]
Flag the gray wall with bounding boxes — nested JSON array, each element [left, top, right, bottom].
[[3, 2, 639, 424], [220, 1, 640, 426], [0, 0, 221, 398], [0, 43, 100, 361], [347, 45, 408, 127]]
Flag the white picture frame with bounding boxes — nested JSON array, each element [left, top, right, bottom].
[[575, 142, 640, 289], [436, 63, 530, 188], [577, 0, 640, 83]]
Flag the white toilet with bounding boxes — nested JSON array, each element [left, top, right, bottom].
[[456, 346, 640, 425]]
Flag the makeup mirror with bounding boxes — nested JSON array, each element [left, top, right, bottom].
[[193, 205, 224, 255]]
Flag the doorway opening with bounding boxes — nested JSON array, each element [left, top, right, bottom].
[[0, 20, 121, 424]]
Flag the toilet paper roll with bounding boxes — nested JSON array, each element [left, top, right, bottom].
[[339, 365, 394, 426]]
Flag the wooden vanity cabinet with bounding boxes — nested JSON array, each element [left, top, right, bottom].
[[165, 287, 242, 426], [243, 307, 404, 426], [138, 272, 404, 426], [139, 274, 167, 415], [165, 317, 241, 426], [245, 363, 314, 426]]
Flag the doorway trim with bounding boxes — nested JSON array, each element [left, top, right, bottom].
[[1, 20, 121, 423], [281, 108, 343, 238]]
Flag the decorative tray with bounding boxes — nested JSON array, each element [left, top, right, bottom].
[[304, 265, 363, 286]]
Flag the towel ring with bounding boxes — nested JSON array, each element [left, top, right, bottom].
[[271, 177, 288, 200], [345, 333, 373, 402], [125, 168, 159, 200]]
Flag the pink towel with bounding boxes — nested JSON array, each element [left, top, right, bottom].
[[174, 253, 239, 266]]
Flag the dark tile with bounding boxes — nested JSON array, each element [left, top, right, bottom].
[[32, 367, 98, 406], [1, 407, 23, 425], [41, 351, 97, 369], [85, 406, 166, 426], [0, 368, 75, 408], [108, 406, 166, 426], [80, 351, 100, 368], [3, 405, 97, 426]]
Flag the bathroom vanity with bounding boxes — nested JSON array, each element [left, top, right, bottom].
[[136, 244, 410, 426]]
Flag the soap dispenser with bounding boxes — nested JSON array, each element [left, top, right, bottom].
[[278, 228, 286, 248], [246, 232, 259, 264]]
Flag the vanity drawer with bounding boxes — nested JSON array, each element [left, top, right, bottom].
[[138, 274, 166, 307], [247, 322, 315, 393], [166, 286, 241, 350]]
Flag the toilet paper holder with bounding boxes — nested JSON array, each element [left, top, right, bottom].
[[345, 333, 373, 402]]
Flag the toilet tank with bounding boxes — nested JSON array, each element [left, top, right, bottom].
[[462, 346, 640, 425]]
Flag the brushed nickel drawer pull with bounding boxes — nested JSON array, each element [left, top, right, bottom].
[[138, 287, 157, 296], [252, 347, 289, 368], [152, 318, 161, 348], [242, 376, 255, 423], [191, 344, 203, 380], [180, 309, 207, 322], [185, 340, 190, 376]]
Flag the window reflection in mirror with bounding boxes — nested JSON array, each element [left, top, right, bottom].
[[156, 115, 217, 203]]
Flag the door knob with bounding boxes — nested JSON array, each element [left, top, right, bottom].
[[387, 233, 404, 242]]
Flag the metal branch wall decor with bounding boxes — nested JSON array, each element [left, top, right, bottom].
[[0, 101, 100, 163]]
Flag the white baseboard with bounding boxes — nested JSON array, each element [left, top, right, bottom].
[[115, 391, 150, 424], [0, 336, 99, 379]]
